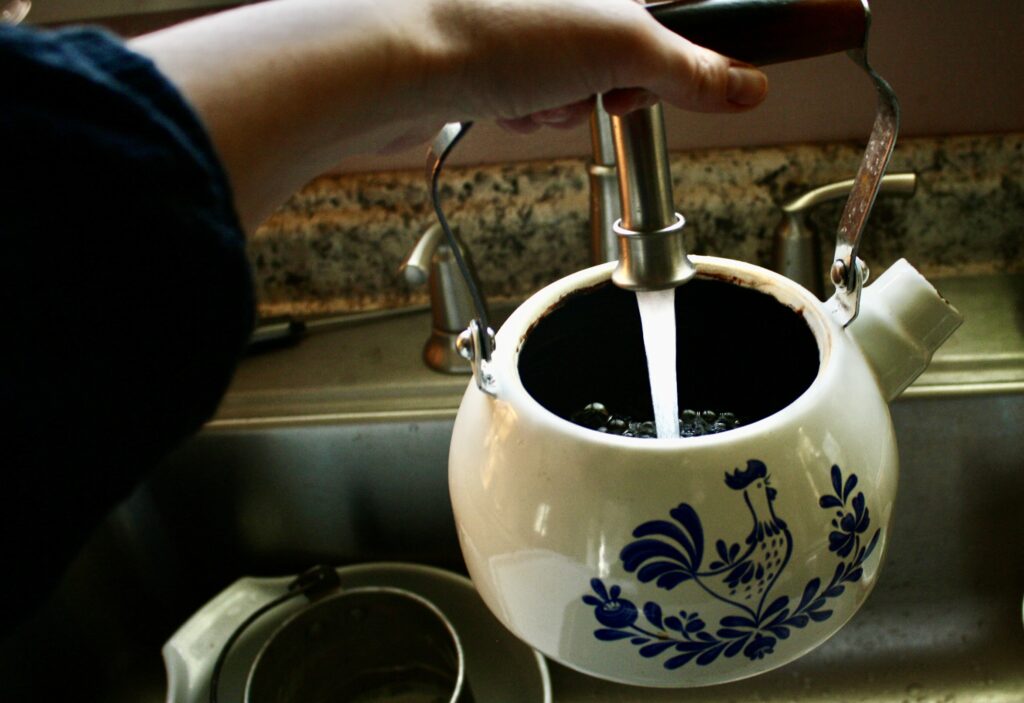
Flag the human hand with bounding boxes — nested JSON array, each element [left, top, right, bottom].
[[430, 0, 767, 135], [133, 0, 767, 228]]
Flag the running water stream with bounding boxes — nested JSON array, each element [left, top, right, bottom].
[[636, 289, 679, 439]]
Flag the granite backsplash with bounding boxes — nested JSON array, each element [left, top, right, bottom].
[[250, 133, 1023, 319]]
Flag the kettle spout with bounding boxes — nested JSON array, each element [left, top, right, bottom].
[[844, 259, 963, 401]]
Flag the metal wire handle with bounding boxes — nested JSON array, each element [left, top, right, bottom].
[[209, 565, 341, 703], [426, 122, 498, 396], [827, 5, 902, 326]]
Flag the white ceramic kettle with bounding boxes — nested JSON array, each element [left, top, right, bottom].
[[448, 255, 961, 687]]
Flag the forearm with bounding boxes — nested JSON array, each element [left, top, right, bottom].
[[130, 0, 453, 230]]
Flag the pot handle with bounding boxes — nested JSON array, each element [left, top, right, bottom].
[[826, 44, 900, 327], [208, 566, 341, 703], [648, 0, 869, 66], [649, 0, 898, 326], [427, 123, 500, 397]]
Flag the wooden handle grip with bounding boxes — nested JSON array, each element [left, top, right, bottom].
[[647, 0, 869, 66]]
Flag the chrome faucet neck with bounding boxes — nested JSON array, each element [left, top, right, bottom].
[[609, 103, 696, 291]]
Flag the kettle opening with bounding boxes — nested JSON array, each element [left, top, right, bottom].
[[517, 275, 820, 437]]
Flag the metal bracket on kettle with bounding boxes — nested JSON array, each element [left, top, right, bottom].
[[826, 7, 902, 327], [456, 319, 498, 397]]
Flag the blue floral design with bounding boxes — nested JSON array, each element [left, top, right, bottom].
[[583, 579, 639, 629], [744, 633, 776, 660], [582, 463, 880, 670], [821, 465, 871, 558]]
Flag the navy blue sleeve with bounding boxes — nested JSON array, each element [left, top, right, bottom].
[[0, 25, 255, 624]]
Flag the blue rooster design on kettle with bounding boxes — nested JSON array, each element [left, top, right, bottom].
[[584, 461, 880, 668]]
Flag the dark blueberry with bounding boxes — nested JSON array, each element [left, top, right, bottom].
[[569, 403, 743, 438], [571, 403, 610, 430]]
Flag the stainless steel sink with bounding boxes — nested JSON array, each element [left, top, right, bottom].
[[2, 275, 1022, 702]]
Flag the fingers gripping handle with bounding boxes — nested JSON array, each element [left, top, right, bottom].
[[647, 0, 898, 328], [615, 0, 873, 291]]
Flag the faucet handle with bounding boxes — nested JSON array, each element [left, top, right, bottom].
[[774, 172, 916, 299], [782, 173, 916, 216], [399, 223, 482, 375], [399, 222, 445, 286]]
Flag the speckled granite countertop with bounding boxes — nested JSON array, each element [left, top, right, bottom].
[[251, 133, 1023, 318]]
